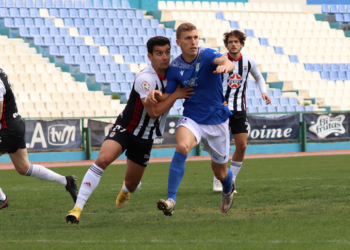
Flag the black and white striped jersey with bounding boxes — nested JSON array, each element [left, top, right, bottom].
[[222, 53, 265, 112], [116, 64, 169, 140]]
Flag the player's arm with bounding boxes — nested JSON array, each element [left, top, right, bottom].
[[250, 58, 271, 105], [213, 55, 235, 74], [142, 85, 193, 119], [0, 79, 5, 119], [0, 101, 3, 118]]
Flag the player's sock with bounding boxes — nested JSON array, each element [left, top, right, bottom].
[[74, 163, 104, 210], [25, 164, 67, 186], [122, 181, 141, 193], [220, 169, 233, 193], [0, 188, 6, 200], [167, 151, 187, 202], [231, 161, 242, 181]]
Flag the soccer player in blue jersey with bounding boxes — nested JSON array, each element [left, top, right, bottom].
[[148, 23, 236, 215]]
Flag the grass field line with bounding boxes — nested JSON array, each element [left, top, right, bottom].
[[3, 239, 350, 244]]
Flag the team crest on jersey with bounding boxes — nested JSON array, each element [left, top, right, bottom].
[[141, 81, 150, 92], [228, 74, 242, 89], [109, 132, 116, 137], [196, 63, 200, 72], [180, 70, 184, 76], [244, 66, 248, 71]]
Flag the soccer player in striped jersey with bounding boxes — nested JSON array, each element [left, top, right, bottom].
[[149, 23, 236, 216], [0, 69, 78, 210], [213, 30, 271, 193], [66, 37, 193, 224]]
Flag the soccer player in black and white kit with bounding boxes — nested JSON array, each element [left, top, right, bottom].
[[66, 36, 193, 224], [213, 30, 271, 192], [0, 69, 78, 210]]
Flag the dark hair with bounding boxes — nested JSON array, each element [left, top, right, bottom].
[[176, 22, 197, 39], [223, 30, 247, 46], [147, 36, 171, 54]]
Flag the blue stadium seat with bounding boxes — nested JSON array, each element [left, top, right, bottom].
[[94, 18, 103, 27], [338, 71, 346, 81], [29, 9, 39, 17], [339, 63, 347, 71], [128, 46, 138, 55], [344, 13, 350, 23], [113, 18, 122, 28], [15, 0, 23, 7], [139, 46, 147, 55], [114, 36, 123, 45], [230, 21, 239, 28], [322, 63, 330, 71], [259, 38, 269, 46], [0, 8, 9, 17], [103, 0, 112, 9], [346, 71, 350, 80], [105, 73, 115, 82], [216, 12, 225, 20], [136, 10, 143, 19], [127, 27, 137, 36], [266, 89, 273, 97], [94, 55, 104, 64], [330, 63, 339, 71], [304, 63, 313, 71], [80, 64, 90, 73], [108, 27, 117, 36], [44, 18, 54, 27], [248, 107, 257, 114], [84, 55, 94, 64], [125, 72, 134, 82], [95, 73, 106, 83], [69, 45, 79, 55], [109, 46, 119, 54], [320, 71, 329, 80], [274, 46, 283, 55], [289, 55, 298, 63], [29, 27, 39, 36], [122, 18, 131, 28], [313, 63, 321, 71], [147, 28, 155, 36], [270, 97, 279, 106], [14, 18, 24, 27], [267, 106, 276, 113], [127, 10, 135, 19], [321, 4, 330, 13], [19, 27, 29, 36], [54, 36, 64, 45], [329, 71, 338, 80], [286, 106, 295, 112], [33, 36, 43, 45], [59, 9, 69, 18], [89, 64, 100, 73], [64, 18, 74, 27], [25, 0, 34, 7], [84, 18, 93, 27], [110, 63, 119, 72], [120, 64, 130, 72], [45, 0, 53, 8], [99, 27, 108, 36], [84, 0, 93, 8], [94, 0, 102, 8], [251, 98, 261, 106], [150, 19, 159, 28], [69, 9, 78, 18], [123, 36, 133, 45], [19, 8, 29, 17], [103, 19, 113, 27], [245, 98, 252, 107], [78, 27, 88, 36], [88, 9, 97, 18], [132, 18, 141, 28], [35, 0, 44, 8], [246, 89, 254, 98], [133, 37, 143, 46], [335, 13, 343, 22], [75, 0, 83, 8], [305, 106, 313, 112], [330, 4, 338, 14], [115, 72, 125, 82], [49, 46, 59, 55], [120, 82, 130, 91], [94, 37, 104, 45], [88, 27, 98, 36], [10, 8, 19, 17], [74, 18, 84, 28], [64, 55, 74, 64], [124, 55, 134, 63], [65, 0, 73, 8], [276, 106, 285, 113], [254, 89, 261, 98], [59, 45, 69, 55], [245, 29, 254, 37], [280, 97, 289, 106], [112, 0, 121, 8], [257, 107, 267, 113], [44, 36, 54, 45], [107, 10, 116, 18], [134, 55, 144, 63], [79, 9, 88, 18], [89, 46, 99, 55], [165, 28, 173, 37], [103, 37, 113, 46], [169, 108, 179, 116], [55, 0, 63, 8], [295, 106, 305, 112], [141, 19, 150, 28], [117, 10, 125, 18], [121, 0, 130, 9], [110, 82, 121, 92], [289, 97, 298, 106], [5, 0, 14, 7]]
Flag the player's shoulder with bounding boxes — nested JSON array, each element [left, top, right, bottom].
[[135, 65, 156, 83], [169, 55, 183, 68]]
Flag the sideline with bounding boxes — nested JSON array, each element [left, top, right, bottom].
[[0, 149, 349, 170]]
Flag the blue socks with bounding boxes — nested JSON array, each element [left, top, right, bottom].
[[167, 151, 187, 201], [221, 169, 233, 193]]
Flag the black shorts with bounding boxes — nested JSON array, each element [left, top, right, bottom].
[[104, 122, 153, 167], [229, 111, 249, 134], [0, 119, 26, 154]]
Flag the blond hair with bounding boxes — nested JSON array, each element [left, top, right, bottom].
[[176, 22, 197, 39]]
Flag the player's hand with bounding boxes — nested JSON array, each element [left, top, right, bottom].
[[145, 90, 162, 104], [222, 101, 228, 107], [174, 84, 194, 99], [213, 65, 229, 74], [262, 93, 271, 105]]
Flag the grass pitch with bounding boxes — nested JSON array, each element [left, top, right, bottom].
[[0, 155, 350, 249]]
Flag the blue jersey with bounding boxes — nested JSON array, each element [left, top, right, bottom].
[[165, 47, 232, 125]]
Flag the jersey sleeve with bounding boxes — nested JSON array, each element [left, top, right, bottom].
[[249, 57, 266, 94], [0, 78, 6, 101], [164, 66, 178, 94], [134, 73, 157, 99], [203, 48, 223, 67]]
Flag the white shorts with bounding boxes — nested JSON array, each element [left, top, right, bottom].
[[176, 116, 230, 164]]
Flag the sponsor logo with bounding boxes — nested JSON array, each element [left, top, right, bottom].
[[182, 77, 198, 88], [248, 124, 293, 139], [47, 124, 76, 146], [141, 81, 150, 92], [143, 161, 149, 165], [83, 182, 91, 187], [309, 115, 346, 139], [13, 113, 18, 118], [180, 70, 184, 76], [228, 74, 242, 89], [195, 63, 200, 72], [153, 138, 164, 144], [144, 154, 150, 159]]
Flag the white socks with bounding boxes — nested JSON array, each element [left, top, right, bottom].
[[231, 161, 242, 181], [122, 181, 141, 193], [0, 188, 6, 200], [25, 164, 67, 187], [75, 163, 104, 210]]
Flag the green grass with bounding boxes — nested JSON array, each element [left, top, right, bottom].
[[1, 155, 350, 249]]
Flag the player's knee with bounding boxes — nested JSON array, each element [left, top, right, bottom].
[[16, 167, 27, 175], [237, 143, 247, 151], [95, 156, 112, 170], [176, 142, 191, 155]]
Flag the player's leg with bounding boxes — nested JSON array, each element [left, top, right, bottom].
[[0, 187, 9, 210], [157, 117, 199, 216], [116, 159, 144, 208], [231, 132, 248, 181], [67, 139, 123, 224], [9, 148, 78, 202]]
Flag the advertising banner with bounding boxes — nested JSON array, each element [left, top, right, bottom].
[[247, 114, 299, 141], [304, 113, 350, 139], [24, 119, 82, 150]]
